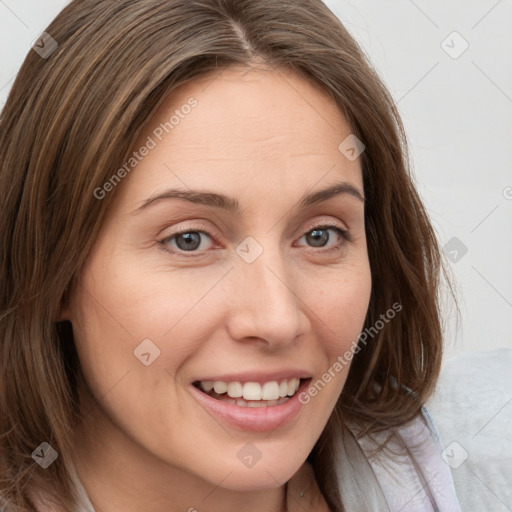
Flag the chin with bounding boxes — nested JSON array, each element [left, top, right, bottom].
[[213, 470, 291, 492], [201, 457, 304, 492]]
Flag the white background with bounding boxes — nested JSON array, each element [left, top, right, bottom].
[[1, 0, 511, 356]]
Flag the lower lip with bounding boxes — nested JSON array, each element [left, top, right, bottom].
[[190, 379, 311, 432]]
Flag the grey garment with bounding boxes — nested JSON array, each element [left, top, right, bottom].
[[350, 406, 462, 512], [426, 348, 512, 512]]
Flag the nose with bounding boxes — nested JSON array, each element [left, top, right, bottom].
[[225, 241, 309, 349]]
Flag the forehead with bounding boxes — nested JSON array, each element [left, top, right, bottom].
[[116, 65, 363, 211], [153, 65, 351, 151]]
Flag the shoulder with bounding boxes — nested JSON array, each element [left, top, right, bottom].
[[426, 348, 512, 512], [352, 408, 461, 512], [427, 348, 512, 428]]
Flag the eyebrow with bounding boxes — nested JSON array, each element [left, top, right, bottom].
[[130, 180, 364, 216]]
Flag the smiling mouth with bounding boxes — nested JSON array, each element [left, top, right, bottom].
[[192, 378, 310, 408]]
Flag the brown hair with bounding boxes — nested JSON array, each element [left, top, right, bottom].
[[0, 0, 451, 510]]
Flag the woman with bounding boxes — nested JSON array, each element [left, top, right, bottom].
[[0, 0, 461, 510]]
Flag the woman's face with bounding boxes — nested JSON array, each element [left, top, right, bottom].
[[66, 66, 371, 498]]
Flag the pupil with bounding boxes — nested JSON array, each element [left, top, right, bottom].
[[307, 229, 328, 247], [176, 232, 201, 251]]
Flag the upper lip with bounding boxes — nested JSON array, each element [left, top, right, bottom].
[[192, 369, 313, 385]]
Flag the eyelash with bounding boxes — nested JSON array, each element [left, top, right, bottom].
[[158, 223, 353, 257]]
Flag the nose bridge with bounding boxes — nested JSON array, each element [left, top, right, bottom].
[[227, 236, 306, 346]]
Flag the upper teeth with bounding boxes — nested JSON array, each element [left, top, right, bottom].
[[199, 378, 301, 400]]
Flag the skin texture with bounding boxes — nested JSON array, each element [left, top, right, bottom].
[[63, 65, 372, 512]]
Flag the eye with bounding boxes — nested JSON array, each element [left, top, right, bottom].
[[159, 223, 352, 257], [160, 229, 214, 254], [297, 225, 352, 252]]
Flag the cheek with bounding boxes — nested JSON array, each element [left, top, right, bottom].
[[306, 262, 371, 390], [67, 251, 174, 399], [72, 249, 213, 345], [68, 254, 234, 419], [72, 246, 372, 378], [68, 240, 373, 480], [310, 263, 372, 343], [290, 264, 371, 439], [84, 245, 372, 383], [69, 279, 137, 400], [69, 265, 200, 449]]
